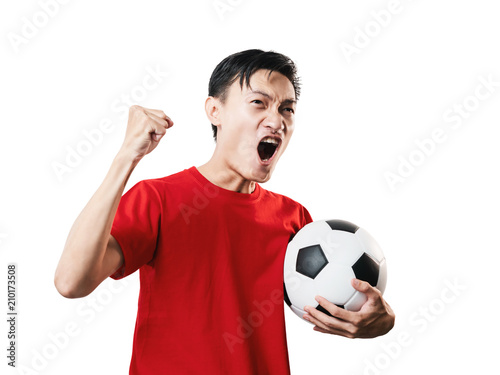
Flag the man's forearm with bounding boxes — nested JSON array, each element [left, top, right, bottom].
[[54, 150, 138, 297]]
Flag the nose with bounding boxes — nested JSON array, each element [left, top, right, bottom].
[[263, 110, 284, 134]]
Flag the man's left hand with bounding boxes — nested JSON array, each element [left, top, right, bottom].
[[302, 279, 395, 338]]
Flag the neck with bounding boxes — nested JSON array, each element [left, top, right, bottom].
[[197, 154, 256, 195]]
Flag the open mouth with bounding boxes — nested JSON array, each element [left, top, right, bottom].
[[257, 136, 280, 162]]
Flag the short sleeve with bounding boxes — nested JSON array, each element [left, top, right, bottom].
[[301, 205, 313, 227], [109, 180, 162, 280]]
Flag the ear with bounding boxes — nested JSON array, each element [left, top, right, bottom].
[[205, 96, 222, 126]]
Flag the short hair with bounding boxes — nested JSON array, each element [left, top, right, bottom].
[[208, 49, 301, 142]]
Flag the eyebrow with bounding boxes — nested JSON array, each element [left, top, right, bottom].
[[248, 89, 297, 106]]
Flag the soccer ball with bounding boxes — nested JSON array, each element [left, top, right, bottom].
[[283, 219, 387, 322]]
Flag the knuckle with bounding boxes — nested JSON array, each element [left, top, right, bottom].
[[361, 282, 373, 293], [351, 314, 364, 326], [357, 279, 368, 289], [345, 329, 357, 339], [325, 319, 336, 329], [348, 324, 360, 337]]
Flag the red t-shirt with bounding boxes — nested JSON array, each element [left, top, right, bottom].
[[110, 166, 313, 374]]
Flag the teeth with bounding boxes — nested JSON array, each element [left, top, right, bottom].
[[261, 137, 279, 145]]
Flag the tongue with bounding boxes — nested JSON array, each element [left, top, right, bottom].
[[258, 142, 277, 161]]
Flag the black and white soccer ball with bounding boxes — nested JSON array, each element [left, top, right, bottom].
[[284, 219, 387, 322]]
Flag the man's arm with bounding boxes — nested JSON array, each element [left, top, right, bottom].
[[54, 105, 173, 298]]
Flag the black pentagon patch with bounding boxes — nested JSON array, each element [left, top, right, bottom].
[[316, 303, 344, 317], [352, 253, 380, 287], [326, 219, 359, 233], [296, 244, 328, 279], [284, 283, 291, 307]]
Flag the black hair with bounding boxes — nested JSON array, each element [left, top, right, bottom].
[[208, 49, 301, 142]]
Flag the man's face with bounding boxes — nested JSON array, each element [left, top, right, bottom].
[[214, 69, 297, 183]]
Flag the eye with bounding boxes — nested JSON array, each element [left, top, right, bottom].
[[283, 107, 295, 114], [251, 99, 264, 105]]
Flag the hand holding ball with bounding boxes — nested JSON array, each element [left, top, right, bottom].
[[284, 220, 387, 322]]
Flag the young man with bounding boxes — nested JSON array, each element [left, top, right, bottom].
[[55, 49, 394, 374]]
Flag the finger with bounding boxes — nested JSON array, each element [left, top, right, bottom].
[[352, 279, 382, 301], [312, 295, 354, 322], [148, 112, 174, 131], [303, 310, 354, 337], [313, 326, 347, 336], [146, 120, 167, 142], [145, 113, 173, 140], [313, 326, 329, 333], [304, 303, 353, 332], [143, 108, 167, 119], [313, 326, 356, 338], [303, 310, 331, 331], [142, 108, 174, 128], [146, 111, 170, 126]]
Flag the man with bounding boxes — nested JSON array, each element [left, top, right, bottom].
[[54, 49, 395, 374]]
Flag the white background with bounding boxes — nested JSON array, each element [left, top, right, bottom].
[[1, 0, 499, 374]]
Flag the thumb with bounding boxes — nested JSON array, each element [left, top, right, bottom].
[[352, 278, 378, 298], [151, 127, 167, 142]]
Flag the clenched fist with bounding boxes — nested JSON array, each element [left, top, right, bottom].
[[120, 105, 174, 161]]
